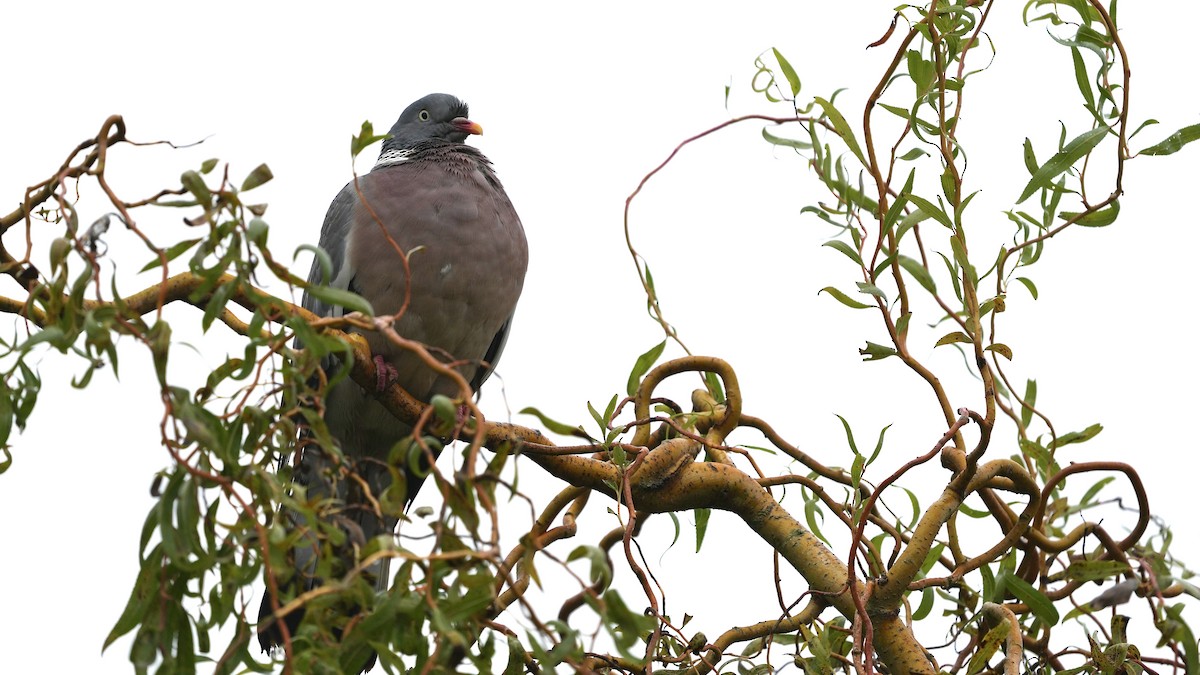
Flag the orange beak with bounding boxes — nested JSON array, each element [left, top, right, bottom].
[[452, 117, 483, 136]]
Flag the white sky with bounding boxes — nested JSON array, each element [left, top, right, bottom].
[[1, 2, 1197, 673]]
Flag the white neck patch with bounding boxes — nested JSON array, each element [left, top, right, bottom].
[[374, 148, 412, 168]]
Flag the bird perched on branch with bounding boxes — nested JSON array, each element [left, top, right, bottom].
[[257, 93, 528, 669]]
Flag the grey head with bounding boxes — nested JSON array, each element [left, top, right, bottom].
[[380, 93, 482, 154]]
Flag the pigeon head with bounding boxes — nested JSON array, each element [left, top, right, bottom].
[[383, 93, 482, 152]]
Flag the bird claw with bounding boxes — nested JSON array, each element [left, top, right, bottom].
[[373, 355, 398, 392]]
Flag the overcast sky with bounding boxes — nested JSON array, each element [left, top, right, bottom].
[[1, 2, 1197, 672]]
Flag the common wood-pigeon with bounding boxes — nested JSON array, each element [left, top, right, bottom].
[[257, 93, 528, 666]]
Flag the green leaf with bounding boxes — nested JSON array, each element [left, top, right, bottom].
[[1139, 122, 1200, 156], [1050, 423, 1102, 448], [566, 545, 614, 587], [856, 282, 887, 302], [906, 50, 935, 94], [835, 414, 860, 456], [1014, 276, 1039, 300], [771, 48, 801, 97], [140, 238, 203, 273], [823, 239, 863, 266], [802, 489, 829, 545], [999, 571, 1060, 625], [351, 120, 391, 158], [912, 588, 935, 621], [303, 284, 374, 317], [897, 255, 936, 293], [1022, 138, 1039, 174], [180, 170, 211, 203], [519, 407, 592, 440], [1064, 560, 1130, 583], [907, 194, 954, 229], [813, 97, 866, 166], [819, 286, 872, 309], [985, 343, 1012, 360], [940, 164, 957, 204], [626, 340, 666, 397], [1060, 199, 1120, 227], [1021, 379, 1037, 430], [859, 341, 897, 362], [867, 424, 890, 464], [295, 243, 333, 284], [1017, 126, 1109, 203], [694, 508, 711, 552], [240, 163, 273, 192], [935, 331, 972, 347], [246, 217, 269, 246], [104, 546, 163, 650], [762, 126, 811, 150], [1070, 48, 1096, 111], [0, 388, 12, 449]]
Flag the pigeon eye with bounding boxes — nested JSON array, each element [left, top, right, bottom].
[[418, 110, 430, 121]]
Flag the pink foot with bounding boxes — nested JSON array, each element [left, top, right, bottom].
[[373, 355, 398, 392]]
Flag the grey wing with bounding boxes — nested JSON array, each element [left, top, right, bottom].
[[469, 312, 516, 393], [303, 182, 359, 319]]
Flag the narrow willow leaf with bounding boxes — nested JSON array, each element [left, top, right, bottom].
[[878, 103, 912, 120], [140, 238, 203, 273], [626, 340, 666, 396], [694, 508, 711, 552], [1050, 423, 1102, 448], [519, 407, 593, 439], [1000, 572, 1060, 625], [1022, 138, 1039, 174], [935, 331, 972, 347], [819, 286, 872, 309], [813, 97, 867, 166], [1017, 126, 1109, 203], [1021, 379, 1037, 429], [1070, 48, 1096, 111], [304, 284, 374, 317], [295, 243, 333, 284], [835, 414, 860, 456], [762, 126, 811, 150], [856, 282, 887, 302], [907, 194, 954, 229], [906, 50, 935, 94], [883, 170, 915, 231], [1065, 560, 1130, 583], [180, 170, 211, 203], [940, 165, 957, 204], [1128, 117, 1156, 138], [803, 494, 829, 545], [822, 240, 863, 266], [1080, 476, 1114, 505], [1060, 199, 1120, 227], [859, 341, 897, 362], [0, 389, 12, 449], [897, 255, 936, 293], [1014, 276, 1038, 300], [772, 48, 801, 97], [912, 588, 935, 621], [240, 163, 273, 192], [985, 343, 1013, 360], [351, 120, 391, 158], [867, 424, 890, 464]]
